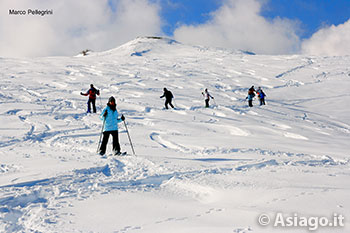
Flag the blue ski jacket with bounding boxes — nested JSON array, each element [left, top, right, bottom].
[[247, 93, 254, 100], [100, 105, 122, 132]]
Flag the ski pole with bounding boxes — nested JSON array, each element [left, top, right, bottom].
[[173, 98, 177, 108], [123, 119, 135, 155], [99, 93, 102, 111], [99, 95, 102, 108], [97, 117, 106, 153]]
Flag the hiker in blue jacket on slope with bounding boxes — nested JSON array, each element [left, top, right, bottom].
[[256, 87, 266, 105], [98, 96, 125, 155]]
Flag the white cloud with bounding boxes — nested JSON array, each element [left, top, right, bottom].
[[173, 0, 301, 55], [301, 19, 350, 56], [2, 0, 348, 57], [0, 0, 162, 57]]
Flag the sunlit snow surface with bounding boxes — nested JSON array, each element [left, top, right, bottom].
[[0, 37, 349, 232]]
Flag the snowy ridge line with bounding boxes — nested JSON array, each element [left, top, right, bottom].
[[197, 147, 310, 157], [235, 159, 279, 171], [271, 94, 347, 107], [235, 157, 349, 171], [149, 132, 191, 152], [0, 125, 92, 147], [0, 139, 21, 148], [162, 146, 348, 164], [258, 100, 350, 134], [275, 58, 314, 79]]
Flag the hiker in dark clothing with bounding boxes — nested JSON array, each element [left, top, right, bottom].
[[249, 85, 256, 93], [202, 88, 214, 108], [160, 88, 174, 109], [81, 84, 100, 113], [246, 86, 256, 107]]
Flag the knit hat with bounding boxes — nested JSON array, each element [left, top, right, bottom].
[[108, 96, 115, 103]]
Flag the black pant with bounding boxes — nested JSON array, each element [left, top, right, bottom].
[[248, 100, 253, 107], [165, 99, 174, 109], [205, 99, 210, 107], [87, 98, 96, 113], [260, 98, 265, 105], [99, 130, 120, 154]]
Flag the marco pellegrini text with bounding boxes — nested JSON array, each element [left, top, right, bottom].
[[9, 9, 53, 16]]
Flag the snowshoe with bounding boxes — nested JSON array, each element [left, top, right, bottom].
[[114, 151, 127, 156]]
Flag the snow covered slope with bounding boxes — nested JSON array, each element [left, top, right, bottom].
[[0, 37, 349, 232]]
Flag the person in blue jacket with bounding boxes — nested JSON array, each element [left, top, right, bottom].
[[256, 87, 266, 105], [99, 96, 125, 155]]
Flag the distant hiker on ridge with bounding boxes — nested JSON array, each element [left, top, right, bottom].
[[256, 87, 266, 106], [81, 84, 100, 113], [160, 87, 174, 109], [98, 96, 125, 156], [202, 88, 214, 108], [246, 85, 256, 107]]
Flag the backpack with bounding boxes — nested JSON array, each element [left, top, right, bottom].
[[248, 89, 255, 97], [88, 88, 98, 99]]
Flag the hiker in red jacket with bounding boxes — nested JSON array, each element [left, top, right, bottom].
[[81, 84, 100, 113]]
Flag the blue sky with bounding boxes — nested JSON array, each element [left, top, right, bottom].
[[261, 0, 350, 38], [159, 0, 221, 35], [160, 0, 350, 39]]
